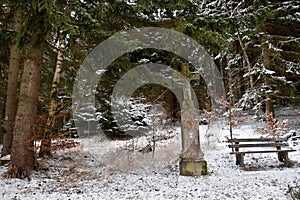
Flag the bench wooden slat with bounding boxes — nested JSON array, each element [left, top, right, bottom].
[[228, 143, 289, 148], [228, 138, 287, 142], [227, 137, 296, 167], [230, 149, 296, 154]]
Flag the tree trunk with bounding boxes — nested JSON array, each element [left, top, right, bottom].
[[2, 10, 21, 157], [265, 95, 275, 117], [236, 30, 258, 103], [221, 0, 258, 108], [39, 39, 65, 157], [262, 49, 275, 118], [10, 47, 42, 178]]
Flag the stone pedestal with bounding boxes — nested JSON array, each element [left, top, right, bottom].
[[179, 158, 207, 176], [179, 108, 207, 176]]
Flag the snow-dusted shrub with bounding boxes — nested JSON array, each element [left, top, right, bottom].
[[288, 179, 300, 200], [110, 96, 173, 141], [260, 112, 291, 136], [102, 134, 181, 174], [96, 96, 152, 138], [111, 97, 152, 137]]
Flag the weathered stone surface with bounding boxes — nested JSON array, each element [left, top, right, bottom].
[[179, 158, 207, 176], [179, 63, 208, 176], [180, 108, 202, 158]]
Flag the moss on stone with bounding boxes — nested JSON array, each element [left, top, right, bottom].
[[201, 160, 208, 175], [179, 159, 208, 176]]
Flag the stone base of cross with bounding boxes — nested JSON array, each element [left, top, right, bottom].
[[179, 158, 207, 176]]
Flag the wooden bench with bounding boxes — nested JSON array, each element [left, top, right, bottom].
[[228, 137, 296, 167]]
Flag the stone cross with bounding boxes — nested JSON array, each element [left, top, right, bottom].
[[179, 63, 207, 176]]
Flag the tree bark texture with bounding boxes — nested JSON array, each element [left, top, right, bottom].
[[263, 49, 275, 117], [10, 48, 42, 178], [2, 10, 21, 156], [39, 40, 65, 157]]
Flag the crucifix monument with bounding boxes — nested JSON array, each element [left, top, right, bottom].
[[179, 63, 207, 176]]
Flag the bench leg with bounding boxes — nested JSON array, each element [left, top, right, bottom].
[[236, 154, 240, 165], [240, 154, 245, 167], [236, 154, 245, 167], [278, 152, 290, 166], [278, 152, 284, 162]]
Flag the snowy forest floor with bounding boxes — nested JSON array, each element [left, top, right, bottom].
[[1, 107, 300, 200]]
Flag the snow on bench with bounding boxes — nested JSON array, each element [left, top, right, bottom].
[[227, 137, 296, 167]]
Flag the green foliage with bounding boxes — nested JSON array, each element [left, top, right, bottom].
[[288, 179, 300, 200], [17, 0, 54, 48], [2, 0, 300, 139], [133, 0, 198, 20], [177, 22, 230, 55]]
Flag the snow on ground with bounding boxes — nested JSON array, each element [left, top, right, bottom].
[[0, 114, 300, 200]]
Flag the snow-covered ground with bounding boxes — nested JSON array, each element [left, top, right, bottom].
[[0, 114, 300, 200]]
